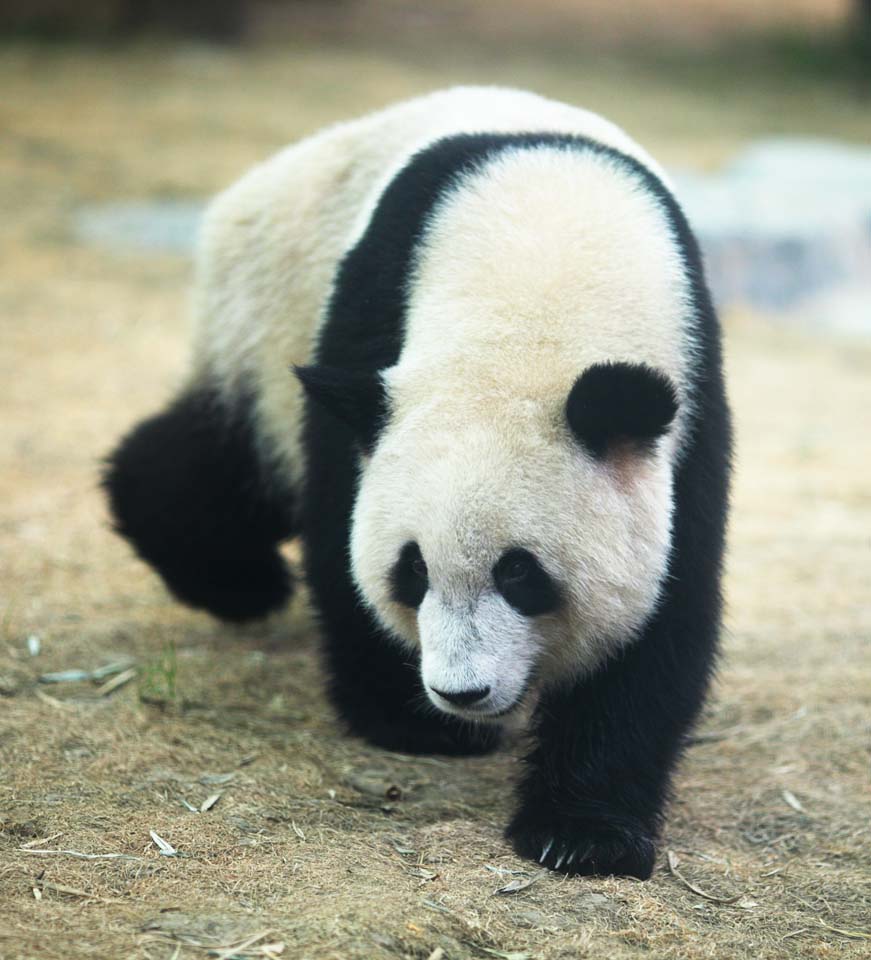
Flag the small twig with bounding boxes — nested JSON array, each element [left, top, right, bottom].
[[780, 928, 812, 941], [208, 930, 273, 960], [97, 667, 137, 697], [20, 832, 63, 849], [34, 689, 73, 710], [666, 851, 742, 905], [687, 724, 749, 744], [19, 847, 141, 861], [818, 919, 871, 940], [37, 880, 123, 904]]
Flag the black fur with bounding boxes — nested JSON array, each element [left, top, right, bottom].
[[493, 548, 562, 617], [566, 362, 679, 458], [390, 541, 428, 609], [103, 388, 294, 622], [293, 365, 386, 452]]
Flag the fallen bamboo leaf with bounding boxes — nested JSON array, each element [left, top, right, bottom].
[[493, 869, 547, 896], [200, 793, 222, 813], [291, 821, 305, 841], [180, 798, 198, 812], [666, 851, 742, 904], [149, 830, 177, 856], [27, 635, 41, 656], [781, 789, 804, 813], [426, 950, 445, 960], [39, 659, 134, 684], [39, 669, 91, 684]]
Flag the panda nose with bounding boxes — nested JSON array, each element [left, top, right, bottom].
[[431, 685, 491, 707]]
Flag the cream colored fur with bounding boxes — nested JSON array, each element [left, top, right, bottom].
[[190, 86, 670, 487], [189, 87, 697, 714]]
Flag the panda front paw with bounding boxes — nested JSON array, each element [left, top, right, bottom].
[[506, 811, 656, 879]]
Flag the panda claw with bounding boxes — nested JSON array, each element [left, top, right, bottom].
[[554, 848, 568, 870], [539, 838, 554, 863]]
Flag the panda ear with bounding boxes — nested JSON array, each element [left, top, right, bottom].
[[294, 365, 387, 450], [566, 362, 678, 459]]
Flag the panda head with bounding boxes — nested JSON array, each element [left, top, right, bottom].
[[299, 141, 691, 721], [301, 359, 680, 721]]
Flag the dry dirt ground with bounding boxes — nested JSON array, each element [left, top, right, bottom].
[[1, 38, 870, 960]]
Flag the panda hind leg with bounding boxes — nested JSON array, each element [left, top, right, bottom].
[[103, 385, 295, 622]]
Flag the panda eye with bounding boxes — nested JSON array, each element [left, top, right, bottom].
[[390, 541, 428, 608], [503, 558, 530, 582], [493, 548, 561, 617]]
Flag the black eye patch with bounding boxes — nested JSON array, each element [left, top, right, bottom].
[[390, 541, 428, 608], [493, 548, 561, 617]]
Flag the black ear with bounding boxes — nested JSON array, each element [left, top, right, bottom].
[[566, 362, 678, 459], [294, 365, 387, 451]]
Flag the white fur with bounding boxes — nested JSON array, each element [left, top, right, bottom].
[[190, 87, 698, 717], [189, 86, 671, 487], [418, 591, 536, 717]]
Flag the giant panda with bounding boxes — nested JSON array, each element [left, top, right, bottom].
[[104, 87, 731, 880]]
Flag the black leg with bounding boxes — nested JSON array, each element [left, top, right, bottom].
[[302, 503, 499, 756], [103, 387, 295, 622], [320, 597, 500, 757], [506, 382, 730, 879], [300, 405, 499, 757], [506, 631, 695, 880]]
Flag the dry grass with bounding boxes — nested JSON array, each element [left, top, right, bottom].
[[1, 35, 870, 960]]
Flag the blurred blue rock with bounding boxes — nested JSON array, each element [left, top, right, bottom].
[[73, 200, 204, 256], [672, 138, 871, 335], [72, 138, 871, 335]]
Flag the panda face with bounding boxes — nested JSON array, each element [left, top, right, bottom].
[[387, 541, 562, 717], [349, 394, 678, 721]]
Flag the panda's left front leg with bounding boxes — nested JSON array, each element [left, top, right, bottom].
[[506, 612, 716, 880], [319, 598, 502, 757], [304, 525, 501, 758]]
